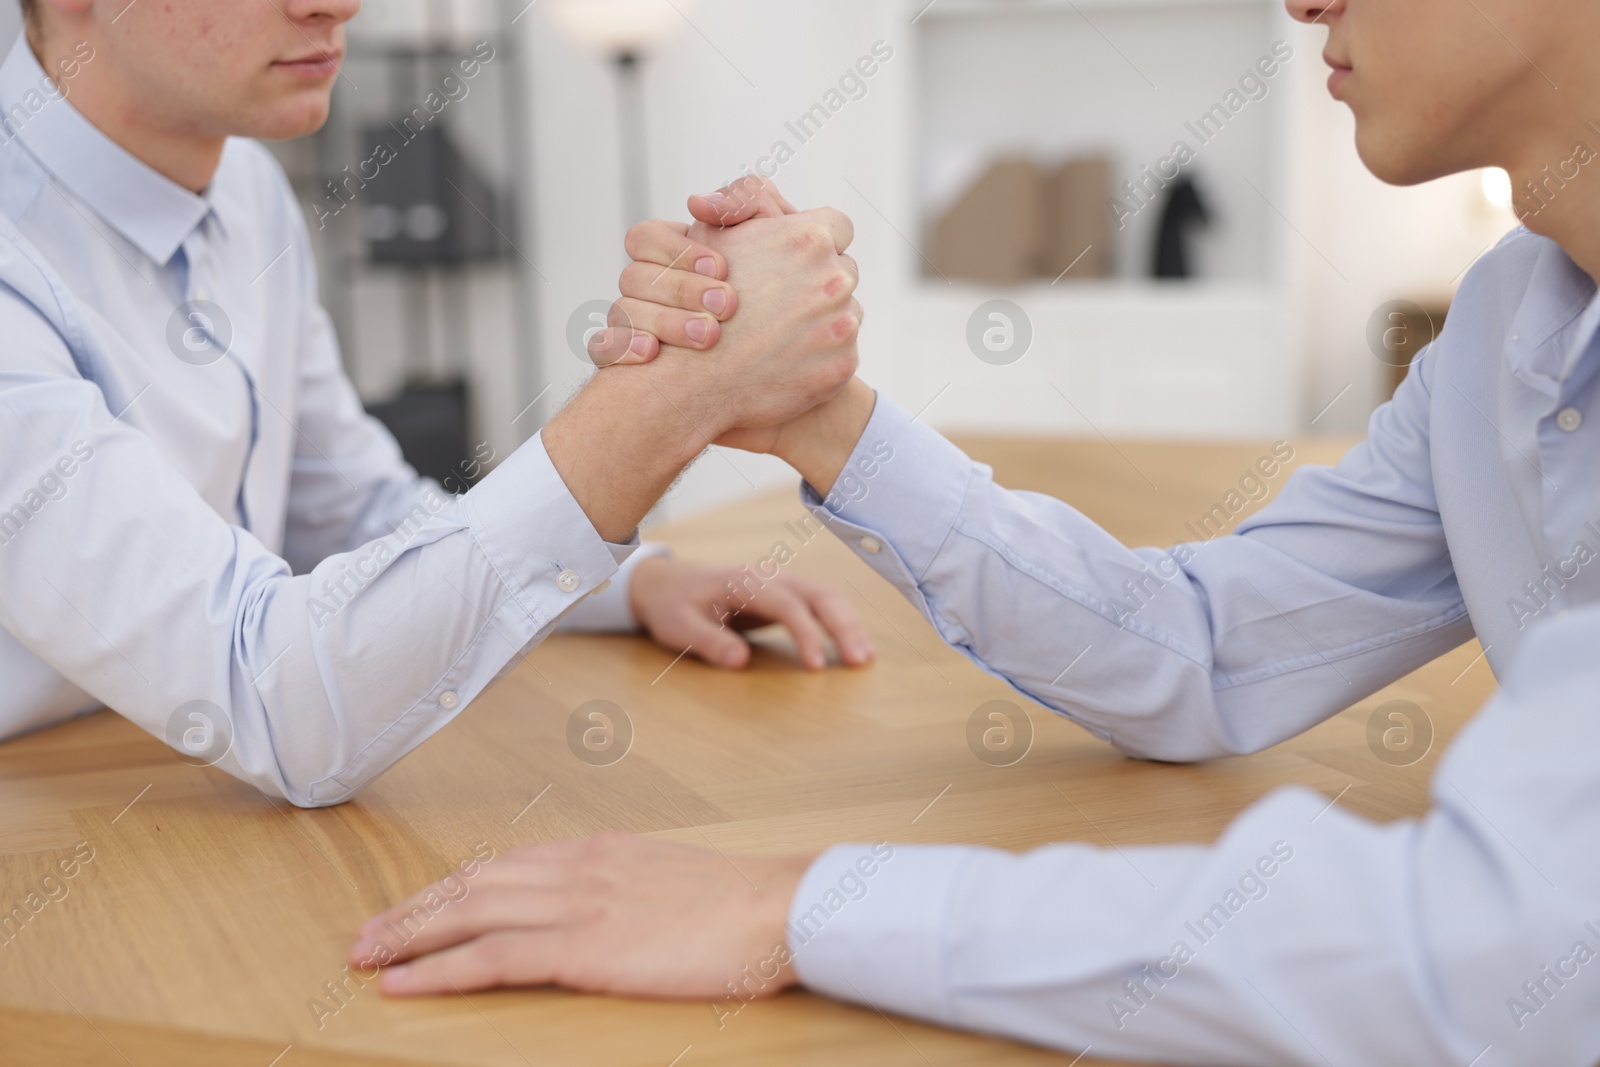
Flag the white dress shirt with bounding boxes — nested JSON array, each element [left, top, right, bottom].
[[0, 38, 654, 805], [789, 225, 1600, 1066]]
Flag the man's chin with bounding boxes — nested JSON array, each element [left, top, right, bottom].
[[1353, 125, 1462, 188], [240, 95, 334, 142]]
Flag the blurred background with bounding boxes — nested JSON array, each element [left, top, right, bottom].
[[0, 0, 1520, 523]]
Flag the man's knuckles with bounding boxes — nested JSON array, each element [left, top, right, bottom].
[[786, 222, 836, 258], [823, 267, 857, 300]]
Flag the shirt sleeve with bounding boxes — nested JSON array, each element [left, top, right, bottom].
[[0, 277, 627, 807], [273, 183, 459, 575], [805, 359, 1473, 761], [788, 606, 1600, 1067]]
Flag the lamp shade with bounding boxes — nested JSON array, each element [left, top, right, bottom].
[[549, 0, 693, 56]]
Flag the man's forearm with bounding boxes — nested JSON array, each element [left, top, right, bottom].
[[543, 356, 721, 543], [772, 377, 878, 497]]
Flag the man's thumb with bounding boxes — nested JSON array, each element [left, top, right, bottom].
[[688, 176, 794, 227]]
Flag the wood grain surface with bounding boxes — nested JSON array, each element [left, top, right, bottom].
[[0, 435, 1497, 1066]]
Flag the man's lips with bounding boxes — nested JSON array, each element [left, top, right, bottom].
[[1323, 51, 1353, 96], [274, 51, 343, 78]]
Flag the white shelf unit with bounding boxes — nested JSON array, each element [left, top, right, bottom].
[[897, 0, 1307, 437]]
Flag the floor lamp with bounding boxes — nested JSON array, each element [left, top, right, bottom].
[[550, 0, 693, 230]]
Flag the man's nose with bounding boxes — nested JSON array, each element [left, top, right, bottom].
[[1285, 0, 1343, 24], [284, 0, 363, 29]]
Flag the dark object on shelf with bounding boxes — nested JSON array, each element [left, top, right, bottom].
[[366, 380, 472, 489], [357, 122, 510, 266], [1152, 175, 1211, 279], [1040, 157, 1114, 281]]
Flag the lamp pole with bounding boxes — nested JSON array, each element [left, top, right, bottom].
[[612, 50, 649, 231]]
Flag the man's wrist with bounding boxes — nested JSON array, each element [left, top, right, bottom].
[[543, 365, 716, 544], [772, 377, 877, 496], [635, 347, 748, 457], [625, 553, 672, 628], [751, 852, 819, 989]]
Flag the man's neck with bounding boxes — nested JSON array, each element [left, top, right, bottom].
[[30, 29, 224, 194], [1517, 164, 1600, 287], [1504, 74, 1600, 286]]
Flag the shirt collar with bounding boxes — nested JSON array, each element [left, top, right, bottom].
[[1563, 287, 1600, 381], [1505, 231, 1599, 391], [0, 35, 211, 266]]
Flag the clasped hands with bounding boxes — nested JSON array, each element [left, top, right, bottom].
[[587, 176, 880, 489], [588, 176, 882, 672]]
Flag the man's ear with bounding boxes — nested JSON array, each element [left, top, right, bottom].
[[30, 0, 95, 48]]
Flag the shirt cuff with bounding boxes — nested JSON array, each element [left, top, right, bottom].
[[555, 543, 672, 633], [797, 394, 975, 609], [459, 430, 631, 631], [787, 842, 975, 1026]]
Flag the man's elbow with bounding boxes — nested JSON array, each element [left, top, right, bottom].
[[281, 784, 359, 809], [225, 760, 365, 809], [1108, 732, 1240, 764], [1094, 695, 1258, 764]]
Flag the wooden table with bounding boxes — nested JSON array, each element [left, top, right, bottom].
[[0, 436, 1498, 1067]]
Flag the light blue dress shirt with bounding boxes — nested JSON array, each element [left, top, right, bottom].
[[789, 225, 1600, 1066], [0, 38, 652, 805]]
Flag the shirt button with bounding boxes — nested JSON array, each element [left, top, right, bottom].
[[439, 690, 460, 710], [557, 569, 581, 593], [859, 536, 883, 555], [1556, 407, 1583, 432], [591, 579, 612, 596]]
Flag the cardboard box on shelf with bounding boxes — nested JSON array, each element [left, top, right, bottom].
[[929, 157, 1045, 285], [1041, 157, 1113, 281], [928, 154, 1115, 284]]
